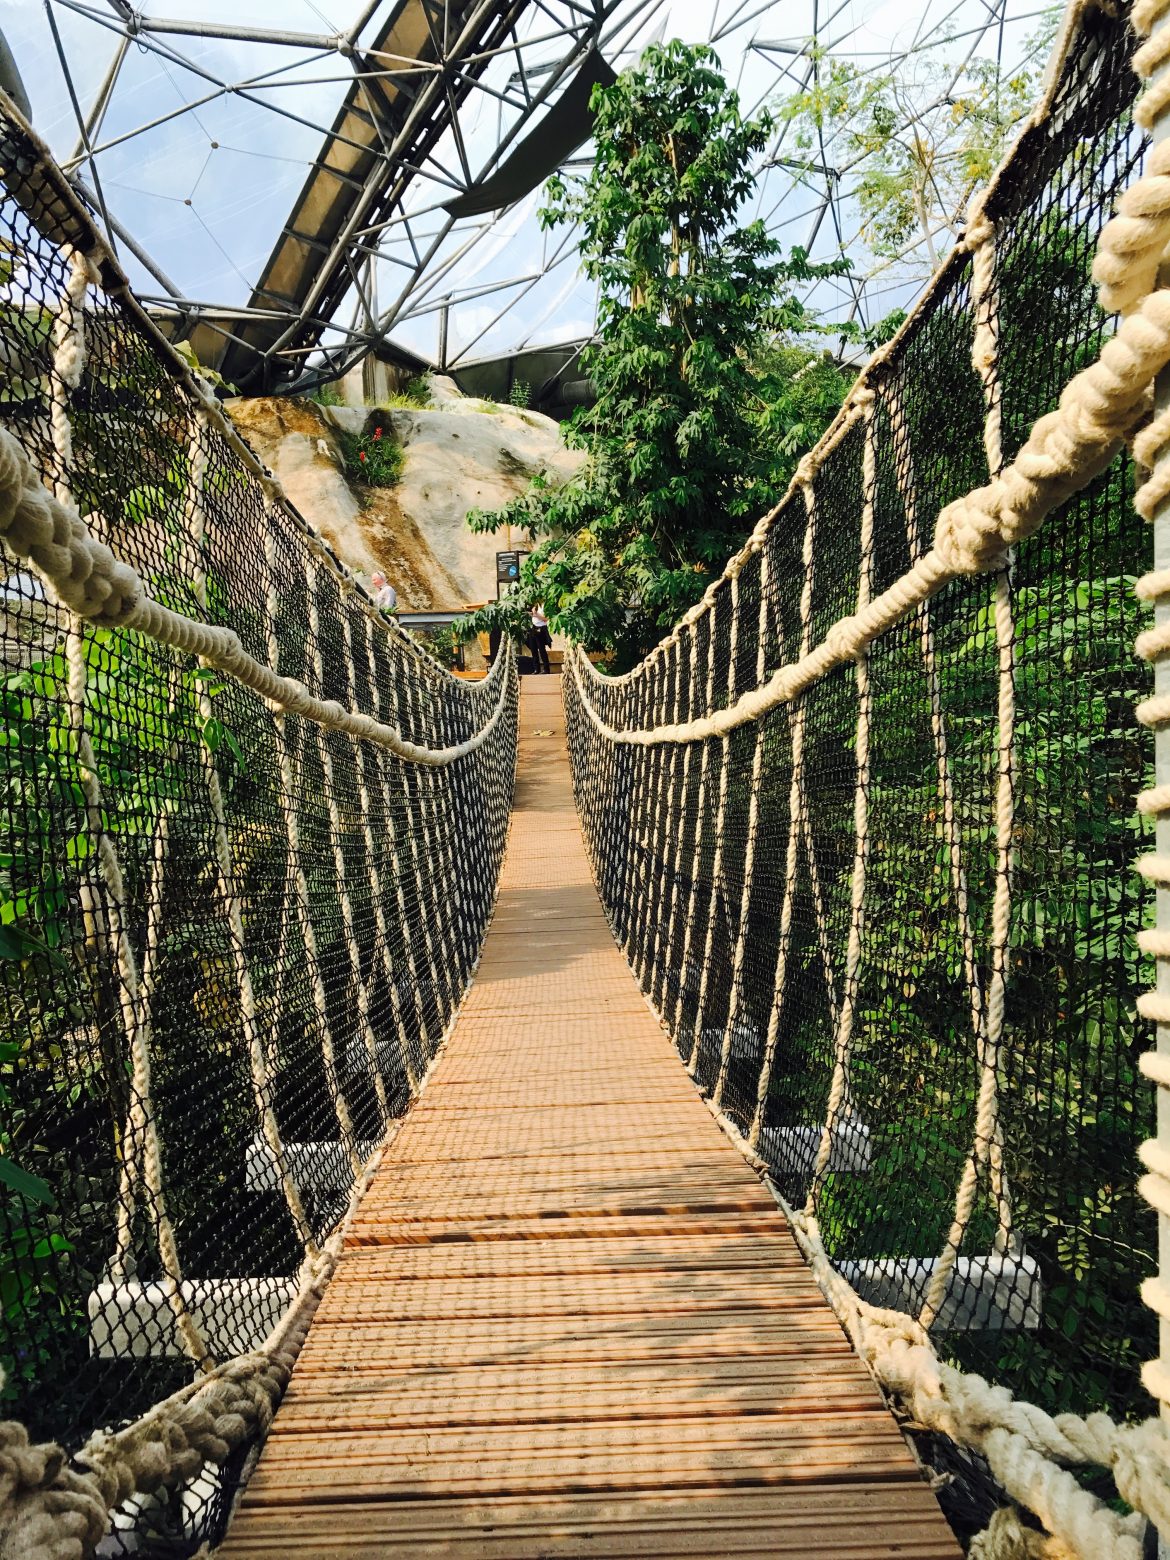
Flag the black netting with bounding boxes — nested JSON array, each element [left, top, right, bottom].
[[565, 0, 1155, 1528], [0, 109, 517, 1555]]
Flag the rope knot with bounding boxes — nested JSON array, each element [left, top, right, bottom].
[[933, 490, 1010, 574]]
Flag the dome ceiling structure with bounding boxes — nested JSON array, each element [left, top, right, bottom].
[[4, 0, 1052, 392]]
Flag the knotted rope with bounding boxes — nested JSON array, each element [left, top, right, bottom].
[[0, 427, 511, 767]]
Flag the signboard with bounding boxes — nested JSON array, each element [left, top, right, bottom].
[[496, 549, 527, 594]]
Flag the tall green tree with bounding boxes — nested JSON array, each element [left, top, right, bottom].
[[466, 41, 851, 668]]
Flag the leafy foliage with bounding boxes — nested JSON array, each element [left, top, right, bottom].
[[305, 381, 344, 408], [0, 621, 250, 1414], [465, 41, 855, 668], [416, 623, 464, 670], [170, 337, 236, 395], [775, 18, 1057, 283], [339, 421, 404, 492], [379, 375, 432, 411]]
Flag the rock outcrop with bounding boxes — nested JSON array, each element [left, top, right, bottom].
[[226, 377, 580, 609]]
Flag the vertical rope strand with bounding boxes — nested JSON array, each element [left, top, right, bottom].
[[260, 520, 349, 1217], [303, 560, 365, 1175], [750, 479, 819, 1149], [365, 614, 427, 1092], [402, 673, 456, 1046], [342, 609, 416, 1101], [921, 213, 1018, 1326], [314, 577, 393, 1128], [125, 816, 214, 1366], [690, 580, 742, 1081], [675, 626, 721, 1061], [432, 689, 473, 981], [807, 394, 877, 1207], [714, 547, 774, 1110], [51, 253, 220, 1360], [632, 647, 679, 984], [189, 435, 319, 1248], [658, 631, 702, 1024], [886, 375, 1015, 1252], [642, 646, 684, 1000], [621, 678, 652, 957]]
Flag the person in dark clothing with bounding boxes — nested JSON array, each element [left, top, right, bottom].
[[527, 603, 552, 673]]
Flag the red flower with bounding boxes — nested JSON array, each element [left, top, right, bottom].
[[358, 450, 366, 462], [374, 427, 383, 440]]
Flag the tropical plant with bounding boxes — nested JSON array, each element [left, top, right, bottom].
[[339, 421, 404, 491], [306, 381, 344, 407], [464, 40, 854, 669], [774, 16, 1058, 285]]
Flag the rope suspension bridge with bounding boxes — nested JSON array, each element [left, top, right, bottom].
[[5, 0, 1170, 1555]]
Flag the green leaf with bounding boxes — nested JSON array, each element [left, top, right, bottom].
[[0, 1158, 55, 1207]]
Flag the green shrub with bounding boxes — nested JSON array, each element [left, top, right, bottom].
[[338, 423, 403, 492], [421, 623, 465, 670], [509, 379, 531, 410], [375, 376, 432, 411], [306, 381, 344, 407]]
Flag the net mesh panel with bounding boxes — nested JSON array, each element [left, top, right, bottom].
[[565, 0, 1154, 1528], [0, 110, 517, 1553]]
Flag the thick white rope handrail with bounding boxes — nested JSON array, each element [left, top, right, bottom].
[[0, 101, 475, 704], [568, 0, 1100, 702], [0, 1129, 387, 1560], [564, 3, 1170, 1549], [0, 425, 510, 768], [0, 839, 490, 1560], [778, 1192, 1158, 1560], [568, 269, 1170, 749]]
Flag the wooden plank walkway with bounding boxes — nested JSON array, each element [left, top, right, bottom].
[[220, 675, 960, 1558]]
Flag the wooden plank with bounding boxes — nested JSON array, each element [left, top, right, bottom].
[[218, 676, 960, 1560], [220, 1487, 964, 1558]]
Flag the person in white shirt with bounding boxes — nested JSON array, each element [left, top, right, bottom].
[[370, 571, 398, 612], [527, 603, 552, 674]]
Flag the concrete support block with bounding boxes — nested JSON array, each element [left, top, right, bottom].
[[838, 1253, 1043, 1330], [89, 1276, 297, 1358]]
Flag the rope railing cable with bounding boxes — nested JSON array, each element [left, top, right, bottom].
[[563, 0, 1170, 1551], [0, 89, 519, 1559]]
